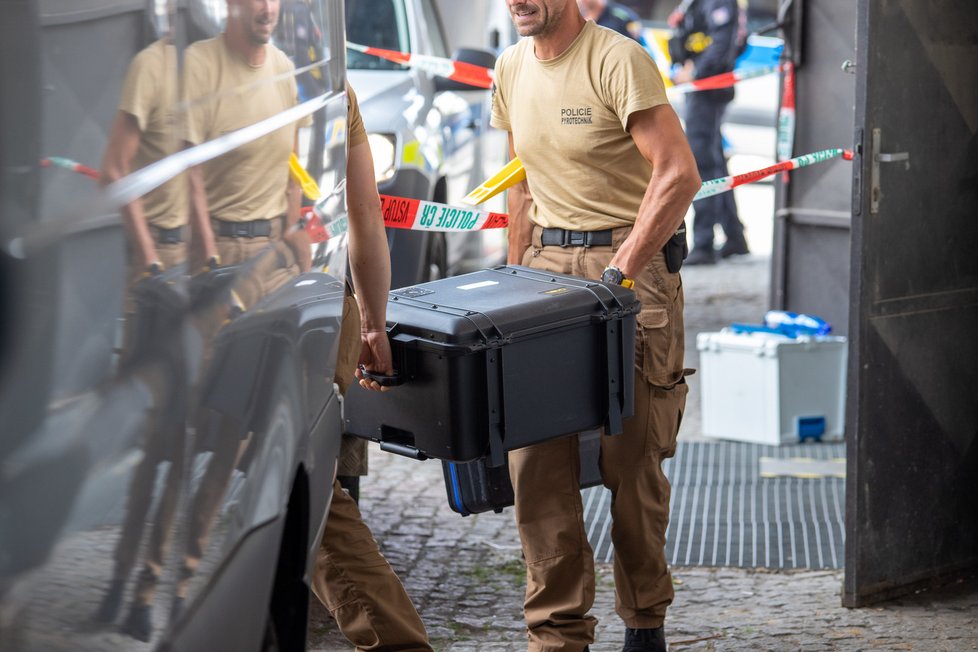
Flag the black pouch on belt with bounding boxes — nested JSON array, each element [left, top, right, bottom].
[[664, 221, 688, 273]]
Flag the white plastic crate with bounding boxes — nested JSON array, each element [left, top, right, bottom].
[[696, 330, 848, 445]]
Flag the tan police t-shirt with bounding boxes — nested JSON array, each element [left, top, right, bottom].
[[184, 35, 300, 223], [491, 21, 669, 231], [118, 39, 187, 230]]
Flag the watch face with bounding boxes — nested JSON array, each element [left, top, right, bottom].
[[601, 268, 621, 285]]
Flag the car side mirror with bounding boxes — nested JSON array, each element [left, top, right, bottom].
[[434, 48, 497, 93]]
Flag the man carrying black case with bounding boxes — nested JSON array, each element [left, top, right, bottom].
[[491, 1, 701, 650]]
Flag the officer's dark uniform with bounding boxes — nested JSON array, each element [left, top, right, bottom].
[[674, 0, 748, 263], [595, 1, 648, 45]]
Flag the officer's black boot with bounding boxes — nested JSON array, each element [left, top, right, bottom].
[[170, 595, 185, 623], [719, 232, 750, 259], [93, 578, 125, 624], [623, 626, 667, 652], [121, 603, 153, 642], [684, 247, 717, 266]]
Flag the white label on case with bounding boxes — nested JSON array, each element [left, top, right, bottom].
[[456, 280, 499, 290]]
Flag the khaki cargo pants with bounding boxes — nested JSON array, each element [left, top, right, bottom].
[[311, 290, 433, 652], [509, 225, 688, 651], [115, 240, 187, 605], [179, 222, 302, 591]]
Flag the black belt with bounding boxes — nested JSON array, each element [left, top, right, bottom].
[[152, 225, 184, 244], [541, 227, 613, 247], [213, 216, 281, 238]]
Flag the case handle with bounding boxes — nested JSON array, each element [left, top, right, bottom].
[[358, 365, 405, 387]]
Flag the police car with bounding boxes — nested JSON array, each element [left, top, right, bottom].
[[345, 0, 507, 288]]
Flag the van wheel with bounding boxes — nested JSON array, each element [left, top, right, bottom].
[[424, 233, 447, 282]]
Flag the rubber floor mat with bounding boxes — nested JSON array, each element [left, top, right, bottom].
[[582, 440, 846, 569]]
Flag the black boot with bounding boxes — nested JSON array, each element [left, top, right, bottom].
[[719, 233, 750, 259], [170, 595, 185, 624], [623, 626, 667, 652], [684, 247, 717, 266], [121, 603, 153, 642]]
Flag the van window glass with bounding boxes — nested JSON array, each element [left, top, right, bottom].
[[345, 0, 411, 70], [418, 0, 448, 59]]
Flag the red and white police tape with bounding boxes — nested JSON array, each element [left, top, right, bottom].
[[301, 195, 508, 243], [347, 41, 779, 95], [302, 148, 853, 241], [346, 42, 494, 89], [44, 147, 853, 244], [694, 147, 853, 200], [667, 64, 780, 96], [776, 61, 797, 168], [41, 157, 100, 181]]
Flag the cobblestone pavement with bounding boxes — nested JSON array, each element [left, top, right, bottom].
[[309, 248, 978, 651], [307, 445, 978, 651]]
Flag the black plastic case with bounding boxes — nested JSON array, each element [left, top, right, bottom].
[[343, 265, 639, 465]]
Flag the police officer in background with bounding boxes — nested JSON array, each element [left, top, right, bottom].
[[578, 0, 648, 44], [670, 0, 750, 264]]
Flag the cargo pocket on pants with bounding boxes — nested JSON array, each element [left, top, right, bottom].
[[648, 379, 688, 459], [636, 306, 681, 387], [333, 292, 362, 397]]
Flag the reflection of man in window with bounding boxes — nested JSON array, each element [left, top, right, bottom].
[[184, 0, 310, 289], [93, 29, 190, 642], [101, 41, 187, 279], [177, 0, 310, 615]]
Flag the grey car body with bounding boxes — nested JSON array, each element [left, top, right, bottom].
[[345, 0, 507, 288], [0, 1, 355, 649]]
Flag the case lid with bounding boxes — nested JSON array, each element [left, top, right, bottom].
[[386, 265, 639, 352]]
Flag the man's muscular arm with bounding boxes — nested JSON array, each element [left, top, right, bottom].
[[347, 138, 394, 391], [101, 111, 159, 270], [505, 133, 534, 265], [610, 104, 700, 277]]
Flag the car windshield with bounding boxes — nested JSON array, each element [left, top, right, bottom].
[[345, 0, 411, 70]]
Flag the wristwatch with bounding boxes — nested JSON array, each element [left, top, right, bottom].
[[601, 265, 635, 289]]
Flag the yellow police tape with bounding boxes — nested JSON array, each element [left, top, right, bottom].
[[289, 153, 321, 201], [461, 156, 526, 206]]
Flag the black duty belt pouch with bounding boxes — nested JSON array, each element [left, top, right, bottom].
[[664, 221, 688, 273]]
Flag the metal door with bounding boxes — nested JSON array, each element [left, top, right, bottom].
[[846, 0, 978, 606], [770, 0, 857, 336]]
